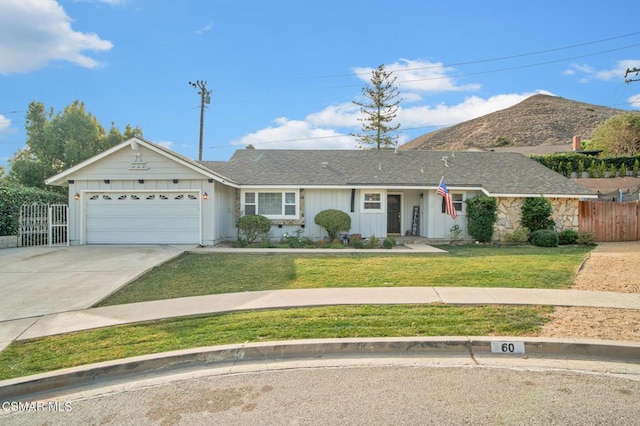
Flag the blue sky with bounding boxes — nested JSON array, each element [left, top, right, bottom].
[[1, 0, 640, 170]]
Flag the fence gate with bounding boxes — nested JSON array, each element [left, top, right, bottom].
[[19, 204, 69, 247], [579, 200, 640, 242]]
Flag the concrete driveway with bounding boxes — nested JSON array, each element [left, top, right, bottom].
[[0, 245, 190, 322]]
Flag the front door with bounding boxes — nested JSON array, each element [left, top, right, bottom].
[[387, 194, 401, 234]]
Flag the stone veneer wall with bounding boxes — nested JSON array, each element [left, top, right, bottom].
[[493, 197, 579, 241]]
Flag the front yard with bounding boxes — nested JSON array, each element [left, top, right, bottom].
[[0, 245, 592, 380]]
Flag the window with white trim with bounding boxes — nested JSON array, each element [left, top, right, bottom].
[[243, 191, 298, 219], [442, 193, 464, 214], [362, 191, 384, 212]]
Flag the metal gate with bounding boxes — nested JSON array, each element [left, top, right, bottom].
[[19, 204, 69, 247]]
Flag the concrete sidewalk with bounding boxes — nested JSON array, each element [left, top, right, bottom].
[[2, 286, 639, 351]]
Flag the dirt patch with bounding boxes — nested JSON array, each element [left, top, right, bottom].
[[538, 241, 640, 342]]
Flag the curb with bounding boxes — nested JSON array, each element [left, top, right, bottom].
[[2, 337, 639, 401]]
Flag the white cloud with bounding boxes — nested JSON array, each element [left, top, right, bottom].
[[0, 114, 10, 133], [629, 93, 640, 108], [0, 0, 113, 74], [231, 117, 358, 150], [306, 103, 360, 128], [196, 22, 213, 35], [353, 59, 481, 95], [399, 91, 551, 128], [564, 60, 640, 83]]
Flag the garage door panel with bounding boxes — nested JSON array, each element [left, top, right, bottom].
[[85, 192, 201, 244]]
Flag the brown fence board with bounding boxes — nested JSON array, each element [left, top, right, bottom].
[[579, 201, 639, 242]]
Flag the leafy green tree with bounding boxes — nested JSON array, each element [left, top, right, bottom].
[[590, 112, 640, 156], [352, 64, 401, 149], [7, 101, 142, 189]]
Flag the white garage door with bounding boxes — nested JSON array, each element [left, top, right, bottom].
[[85, 192, 201, 244]]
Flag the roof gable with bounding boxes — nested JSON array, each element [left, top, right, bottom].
[[46, 137, 235, 186]]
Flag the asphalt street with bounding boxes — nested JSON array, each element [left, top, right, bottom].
[[2, 357, 639, 425]]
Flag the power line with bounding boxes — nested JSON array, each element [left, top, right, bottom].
[[307, 31, 640, 79], [396, 42, 640, 86]]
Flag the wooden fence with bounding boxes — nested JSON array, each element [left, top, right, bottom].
[[579, 200, 639, 242]]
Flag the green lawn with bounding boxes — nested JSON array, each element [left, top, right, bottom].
[[0, 305, 552, 381], [0, 245, 592, 381], [97, 245, 592, 306]]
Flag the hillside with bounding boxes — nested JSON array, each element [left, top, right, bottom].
[[400, 94, 627, 151]]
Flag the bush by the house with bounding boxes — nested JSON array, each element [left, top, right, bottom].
[[465, 196, 497, 242], [314, 209, 351, 241], [0, 182, 67, 236], [349, 234, 364, 249], [365, 234, 379, 249], [279, 229, 314, 248], [236, 214, 271, 244], [382, 236, 396, 249], [530, 229, 559, 247], [558, 229, 579, 245], [502, 227, 529, 245], [521, 196, 555, 233]]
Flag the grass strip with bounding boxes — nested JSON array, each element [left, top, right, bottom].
[[97, 246, 592, 306], [0, 305, 552, 381]]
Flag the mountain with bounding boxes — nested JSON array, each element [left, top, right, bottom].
[[400, 94, 627, 151]]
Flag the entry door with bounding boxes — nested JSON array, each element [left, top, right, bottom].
[[387, 194, 401, 234]]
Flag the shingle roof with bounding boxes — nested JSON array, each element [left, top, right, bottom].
[[200, 149, 595, 197]]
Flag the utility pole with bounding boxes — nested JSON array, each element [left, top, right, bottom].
[[188, 80, 212, 161], [625, 67, 640, 83]]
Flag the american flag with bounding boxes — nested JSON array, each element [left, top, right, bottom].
[[437, 178, 457, 219]]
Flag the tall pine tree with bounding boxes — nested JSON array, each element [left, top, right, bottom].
[[352, 64, 401, 149]]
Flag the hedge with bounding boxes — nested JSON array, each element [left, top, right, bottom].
[[0, 183, 67, 236], [530, 153, 640, 177]]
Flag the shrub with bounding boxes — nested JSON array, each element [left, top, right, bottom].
[[236, 214, 271, 244], [558, 229, 579, 245], [382, 236, 396, 249], [502, 227, 529, 245], [349, 234, 364, 249], [365, 235, 378, 249], [0, 183, 67, 236], [620, 163, 628, 177], [521, 197, 555, 233], [465, 196, 497, 242], [280, 229, 306, 248], [530, 229, 559, 247], [577, 231, 597, 246], [314, 209, 351, 241]]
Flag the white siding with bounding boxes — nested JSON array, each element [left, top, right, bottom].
[[303, 188, 352, 239], [213, 182, 237, 242], [425, 190, 479, 238]]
